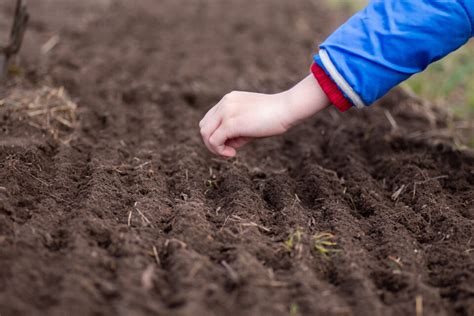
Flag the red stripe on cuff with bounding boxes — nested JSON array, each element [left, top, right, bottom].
[[311, 63, 352, 112]]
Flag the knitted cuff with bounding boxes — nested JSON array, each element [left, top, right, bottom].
[[311, 62, 352, 112]]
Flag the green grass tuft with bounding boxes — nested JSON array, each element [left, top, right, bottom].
[[313, 232, 340, 259], [290, 303, 300, 316], [284, 227, 303, 252]]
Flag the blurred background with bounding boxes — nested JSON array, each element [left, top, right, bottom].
[[2, 0, 473, 147]]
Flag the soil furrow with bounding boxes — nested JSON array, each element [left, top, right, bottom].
[[0, 0, 472, 315]]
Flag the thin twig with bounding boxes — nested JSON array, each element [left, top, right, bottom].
[[134, 202, 152, 225]]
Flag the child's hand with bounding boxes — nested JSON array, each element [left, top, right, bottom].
[[199, 91, 290, 157], [199, 74, 330, 157]]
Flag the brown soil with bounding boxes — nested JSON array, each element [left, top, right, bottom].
[[0, 1, 473, 315]]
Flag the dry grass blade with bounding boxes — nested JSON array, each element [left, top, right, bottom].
[[416, 295, 423, 316], [134, 161, 151, 170], [41, 35, 60, 55], [391, 184, 406, 201], [2, 85, 78, 140], [152, 246, 160, 266], [384, 109, 399, 131], [127, 211, 132, 227], [230, 215, 270, 232], [221, 260, 239, 284], [412, 175, 448, 200], [133, 202, 152, 226]]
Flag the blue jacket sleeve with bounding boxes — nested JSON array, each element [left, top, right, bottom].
[[313, 0, 474, 108]]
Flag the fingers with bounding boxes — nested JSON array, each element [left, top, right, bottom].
[[200, 101, 224, 153], [200, 92, 235, 129], [200, 92, 247, 157], [200, 116, 222, 154], [201, 115, 250, 157], [208, 122, 237, 157], [225, 137, 250, 149], [199, 104, 219, 128]]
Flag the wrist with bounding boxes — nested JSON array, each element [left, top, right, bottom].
[[279, 74, 330, 129]]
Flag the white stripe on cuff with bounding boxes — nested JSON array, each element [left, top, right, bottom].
[[319, 49, 366, 109]]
